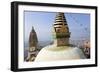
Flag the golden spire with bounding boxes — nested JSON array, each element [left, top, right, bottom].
[[54, 12, 67, 25], [53, 12, 70, 39]]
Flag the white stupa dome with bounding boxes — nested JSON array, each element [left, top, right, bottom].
[[35, 45, 86, 62]]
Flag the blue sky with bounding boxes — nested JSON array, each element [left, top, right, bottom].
[[24, 11, 90, 43]]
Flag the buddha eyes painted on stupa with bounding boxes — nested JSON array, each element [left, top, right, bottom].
[[55, 27, 61, 33]]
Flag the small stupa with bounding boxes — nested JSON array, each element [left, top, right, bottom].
[[26, 26, 38, 61], [35, 12, 86, 62]]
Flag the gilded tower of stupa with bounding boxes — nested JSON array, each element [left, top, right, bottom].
[[26, 26, 38, 61], [53, 12, 70, 46]]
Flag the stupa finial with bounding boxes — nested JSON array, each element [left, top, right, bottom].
[[53, 12, 70, 46]]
